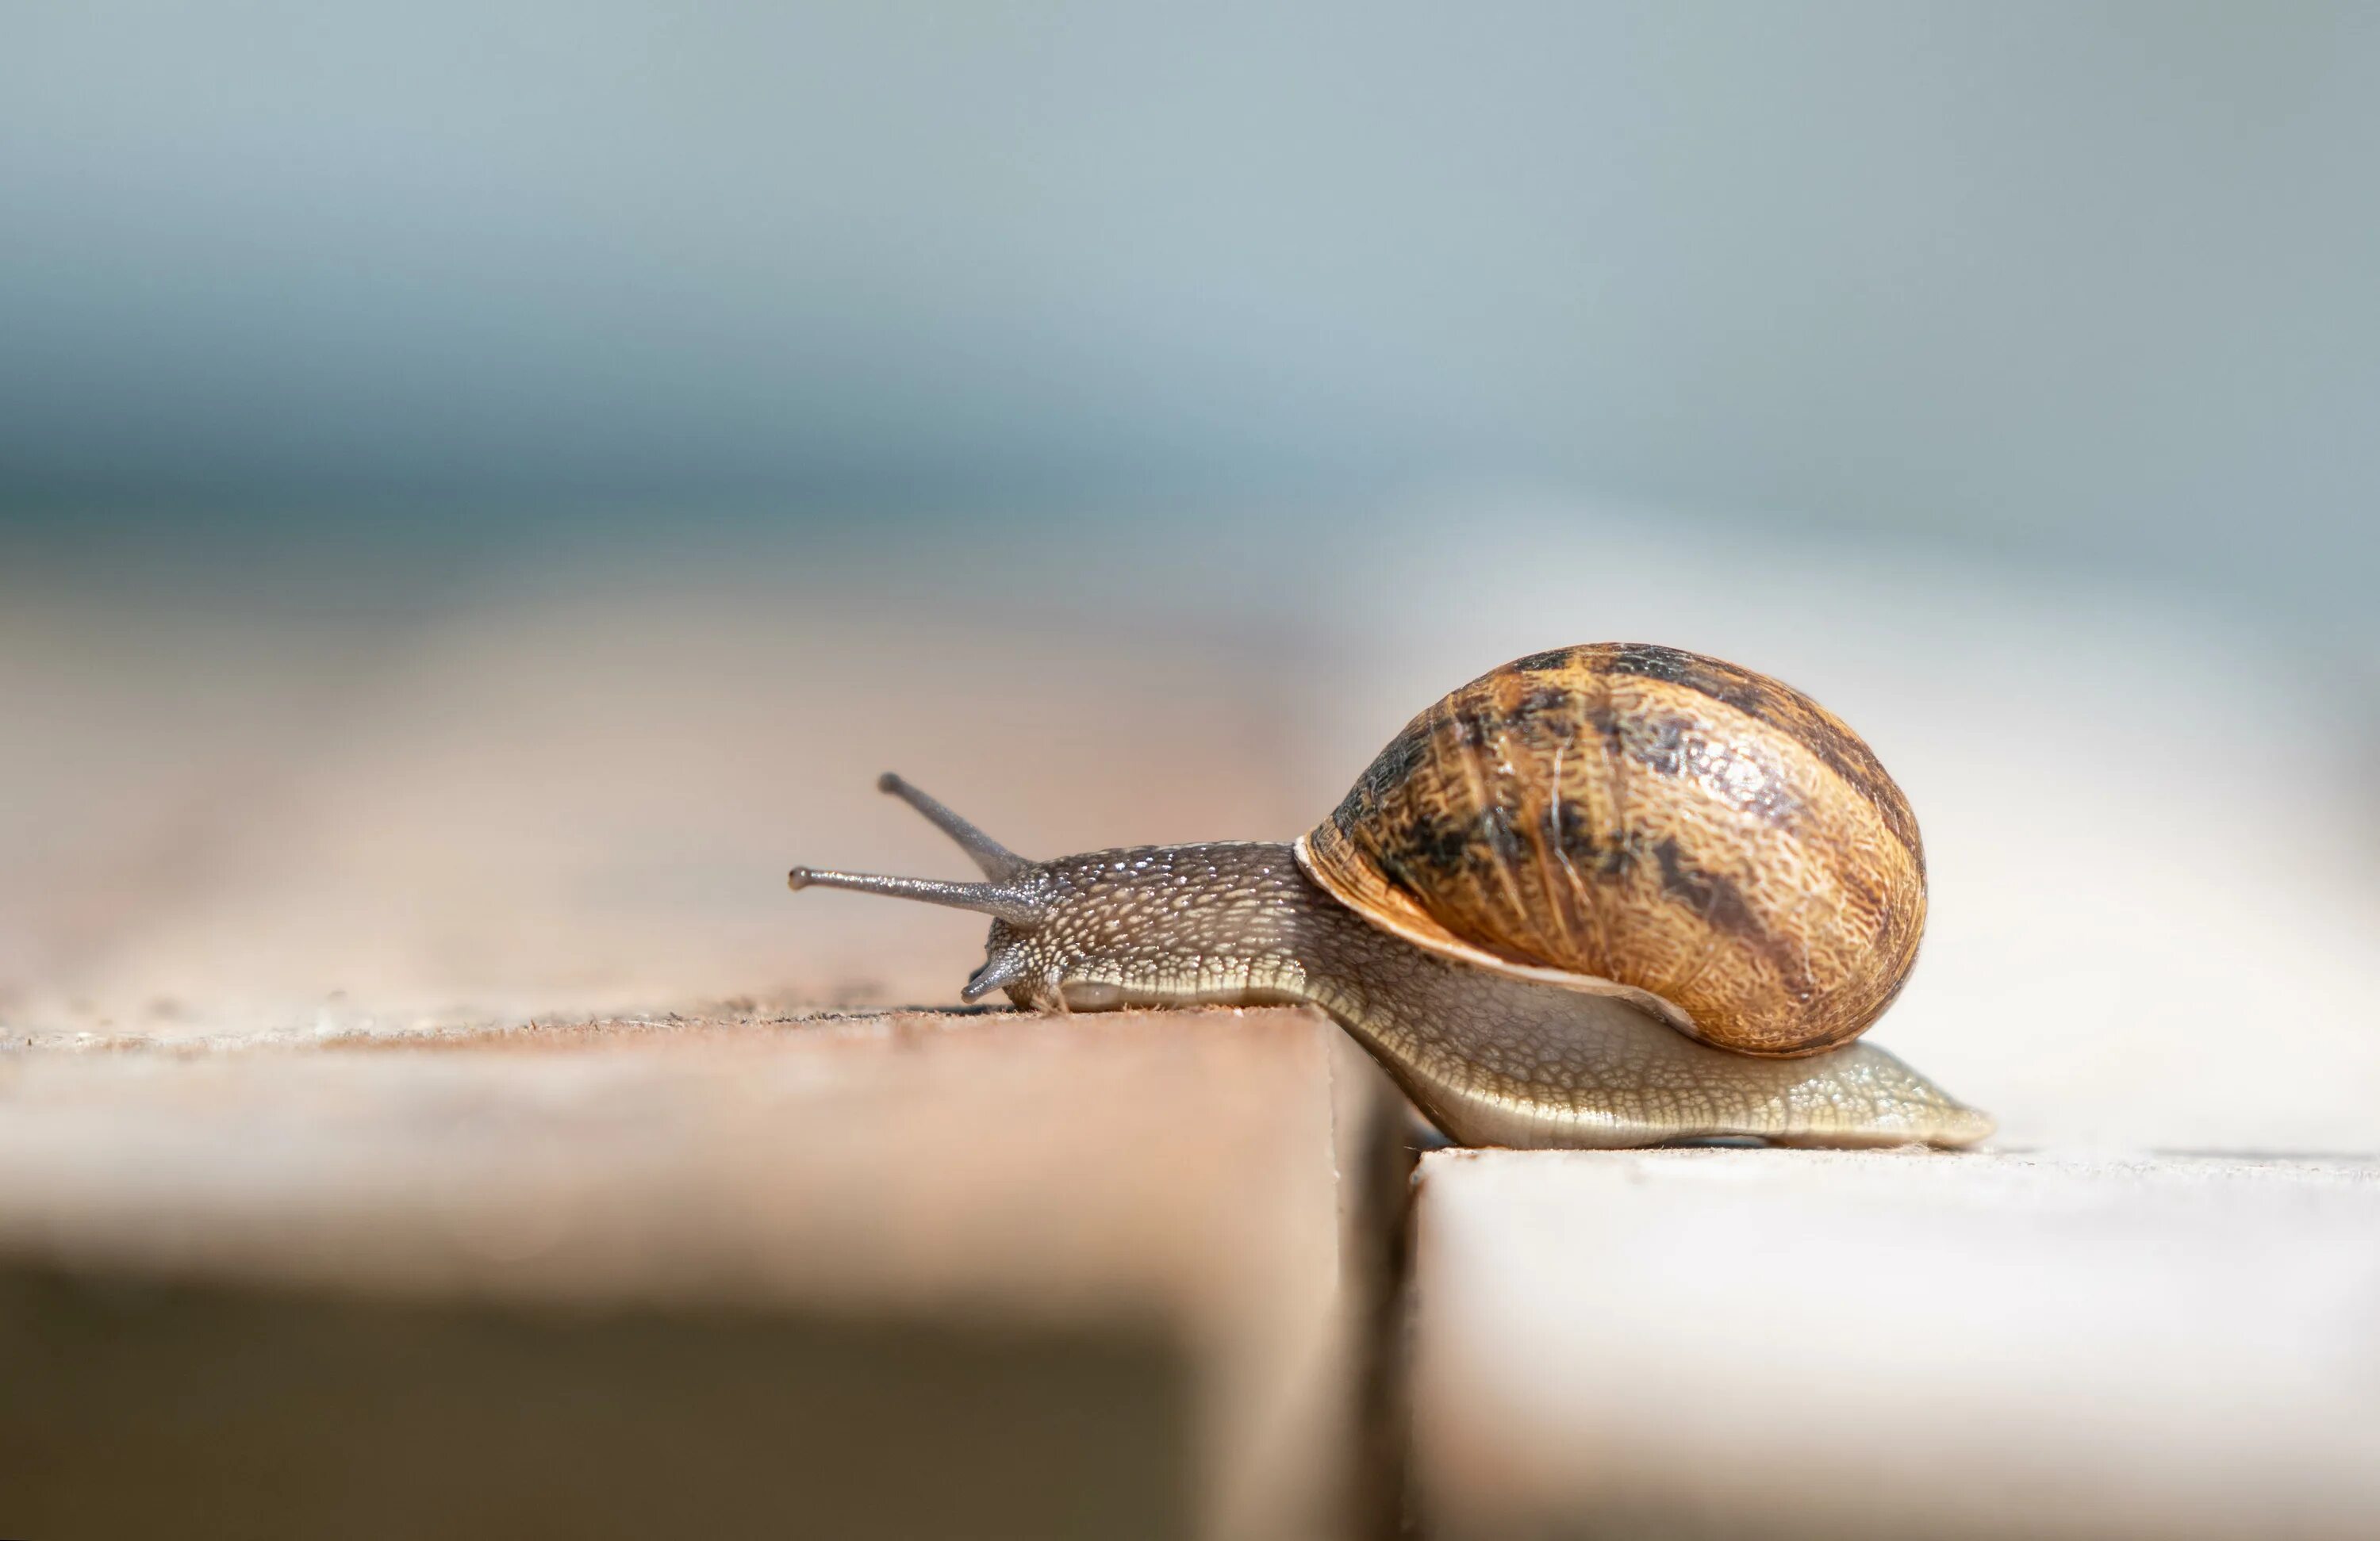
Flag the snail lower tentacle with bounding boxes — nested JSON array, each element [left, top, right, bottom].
[[999, 842, 1989, 1149]]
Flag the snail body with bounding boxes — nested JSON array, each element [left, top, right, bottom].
[[788, 644, 1990, 1149]]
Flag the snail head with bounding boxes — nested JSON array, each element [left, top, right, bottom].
[[785, 773, 1058, 1004]]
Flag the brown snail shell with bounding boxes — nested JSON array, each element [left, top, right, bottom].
[[1295, 642, 1926, 1057]]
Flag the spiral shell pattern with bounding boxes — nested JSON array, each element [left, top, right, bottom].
[[1296, 643, 1926, 1056]]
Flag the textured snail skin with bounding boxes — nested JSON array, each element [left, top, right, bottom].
[[985, 842, 1990, 1149], [1304, 643, 1928, 1057]]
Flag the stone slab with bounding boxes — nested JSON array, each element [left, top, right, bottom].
[[0, 1006, 1406, 1541], [1410, 1146, 2380, 1541]]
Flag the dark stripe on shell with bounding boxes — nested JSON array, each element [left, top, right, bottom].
[[1354, 719, 1433, 803], [1553, 803, 1635, 879], [1651, 837, 1760, 943], [1650, 836, 1816, 1004], [1580, 642, 1921, 861]]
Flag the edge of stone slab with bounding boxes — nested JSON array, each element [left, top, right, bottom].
[[0, 1001, 1329, 1056]]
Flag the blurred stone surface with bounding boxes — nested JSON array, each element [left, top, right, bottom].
[[1411, 1147, 2380, 1541], [0, 1006, 1405, 1541]]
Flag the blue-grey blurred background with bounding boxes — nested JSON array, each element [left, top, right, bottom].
[[6, 1, 2376, 622], [3, 2, 2376, 1151]]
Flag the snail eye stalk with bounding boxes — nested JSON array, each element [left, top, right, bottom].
[[875, 772, 1031, 882], [785, 773, 1046, 926], [785, 866, 1046, 928]]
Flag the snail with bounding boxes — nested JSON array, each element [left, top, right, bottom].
[[787, 643, 1990, 1149]]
